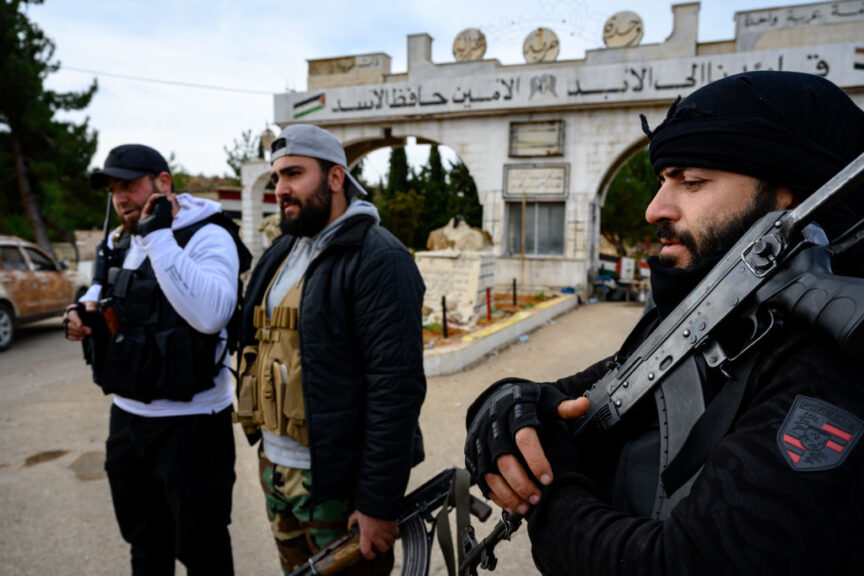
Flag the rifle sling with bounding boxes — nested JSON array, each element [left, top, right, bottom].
[[434, 468, 471, 576], [659, 352, 759, 497]]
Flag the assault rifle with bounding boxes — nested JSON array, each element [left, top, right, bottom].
[[92, 192, 119, 289], [78, 193, 121, 373], [288, 468, 492, 576], [573, 151, 864, 435], [460, 151, 864, 573]]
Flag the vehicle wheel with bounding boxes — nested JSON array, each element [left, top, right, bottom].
[[0, 303, 15, 352]]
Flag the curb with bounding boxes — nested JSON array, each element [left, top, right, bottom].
[[423, 294, 579, 377]]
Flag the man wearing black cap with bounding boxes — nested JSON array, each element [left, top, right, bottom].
[[464, 71, 864, 574], [64, 144, 250, 575], [234, 124, 426, 574]]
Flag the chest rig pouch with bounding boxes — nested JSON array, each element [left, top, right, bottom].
[[88, 217, 249, 403], [234, 276, 307, 445], [96, 254, 222, 402]]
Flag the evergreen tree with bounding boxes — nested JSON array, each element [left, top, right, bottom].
[[379, 146, 484, 250], [447, 160, 483, 228], [387, 189, 424, 249], [414, 145, 449, 247], [0, 0, 99, 259], [601, 148, 656, 256], [385, 146, 409, 199], [370, 176, 386, 215], [379, 146, 411, 232]]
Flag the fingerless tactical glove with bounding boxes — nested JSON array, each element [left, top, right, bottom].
[[464, 378, 567, 496]]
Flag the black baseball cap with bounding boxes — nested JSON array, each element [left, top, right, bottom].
[[90, 144, 171, 189]]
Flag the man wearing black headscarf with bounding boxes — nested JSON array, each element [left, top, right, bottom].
[[464, 71, 864, 575]]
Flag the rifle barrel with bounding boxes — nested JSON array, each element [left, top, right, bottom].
[[101, 192, 114, 242], [780, 150, 864, 241]]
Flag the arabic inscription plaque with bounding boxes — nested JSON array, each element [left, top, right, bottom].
[[603, 11, 644, 48], [504, 164, 568, 198], [509, 121, 564, 157], [523, 28, 560, 63], [453, 28, 487, 62]]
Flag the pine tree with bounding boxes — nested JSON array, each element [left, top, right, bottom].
[[387, 190, 424, 249], [0, 0, 99, 258], [414, 145, 450, 247], [447, 160, 483, 228], [385, 146, 410, 200], [379, 146, 412, 232]]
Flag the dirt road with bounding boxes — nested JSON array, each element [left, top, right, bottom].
[[0, 301, 642, 576]]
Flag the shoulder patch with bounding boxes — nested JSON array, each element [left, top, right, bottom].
[[778, 395, 863, 471]]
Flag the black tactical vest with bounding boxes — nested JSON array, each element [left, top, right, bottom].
[[89, 215, 251, 403]]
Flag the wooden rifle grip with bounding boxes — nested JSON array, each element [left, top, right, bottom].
[[313, 533, 362, 575], [102, 306, 120, 337]]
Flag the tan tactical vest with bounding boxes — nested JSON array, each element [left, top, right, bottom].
[[234, 269, 307, 445]]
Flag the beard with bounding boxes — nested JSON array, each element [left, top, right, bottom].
[[656, 186, 779, 270], [124, 216, 139, 236], [279, 176, 333, 237]]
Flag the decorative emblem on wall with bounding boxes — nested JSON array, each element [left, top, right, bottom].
[[453, 28, 488, 61], [529, 74, 558, 99], [602, 11, 644, 48], [523, 27, 560, 63]]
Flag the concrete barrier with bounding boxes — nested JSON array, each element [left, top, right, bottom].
[[423, 294, 578, 376]]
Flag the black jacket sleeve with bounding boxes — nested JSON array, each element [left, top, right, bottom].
[[351, 238, 427, 519], [527, 336, 864, 576]]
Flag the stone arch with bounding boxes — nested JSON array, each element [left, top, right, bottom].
[[331, 124, 487, 195], [595, 136, 651, 209], [343, 134, 406, 168], [589, 136, 651, 269]]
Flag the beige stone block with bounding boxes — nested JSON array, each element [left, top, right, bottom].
[[415, 250, 494, 327]]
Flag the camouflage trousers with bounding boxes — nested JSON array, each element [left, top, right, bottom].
[[258, 448, 394, 576]]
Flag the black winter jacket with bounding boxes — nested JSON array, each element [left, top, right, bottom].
[[527, 319, 864, 575], [239, 214, 426, 520]]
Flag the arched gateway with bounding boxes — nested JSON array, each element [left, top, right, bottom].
[[243, 1, 864, 291]]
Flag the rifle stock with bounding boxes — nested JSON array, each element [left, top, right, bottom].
[[287, 529, 361, 576]]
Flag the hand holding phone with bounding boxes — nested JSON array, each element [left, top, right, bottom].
[[137, 195, 173, 236]]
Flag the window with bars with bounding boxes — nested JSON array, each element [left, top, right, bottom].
[[505, 201, 565, 255]]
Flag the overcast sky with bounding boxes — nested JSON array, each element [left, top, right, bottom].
[[29, 0, 806, 182]]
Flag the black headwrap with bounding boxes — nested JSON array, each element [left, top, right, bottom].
[[642, 71, 864, 276]]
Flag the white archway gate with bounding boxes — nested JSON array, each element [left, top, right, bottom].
[[243, 1, 864, 291]]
